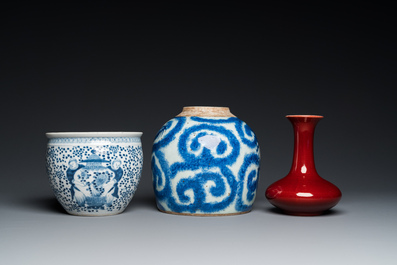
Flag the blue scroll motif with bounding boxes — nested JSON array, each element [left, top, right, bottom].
[[153, 118, 186, 152], [192, 116, 259, 149], [170, 167, 237, 213], [177, 123, 241, 167], [235, 153, 261, 212], [152, 150, 171, 205], [152, 116, 260, 214]]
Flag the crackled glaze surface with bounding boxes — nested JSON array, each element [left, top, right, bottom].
[[46, 132, 143, 216], [152, 107, 260, 216]]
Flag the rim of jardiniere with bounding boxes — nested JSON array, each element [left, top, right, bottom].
[[46, 132, 143, 138]]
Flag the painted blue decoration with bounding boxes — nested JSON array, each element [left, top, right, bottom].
[[46, 133, 143, 216], [49, 137, 141, 144], [152, 110, 260, 216]]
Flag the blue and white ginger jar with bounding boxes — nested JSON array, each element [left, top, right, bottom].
[[152, 106, 260, 216], [46, 132, 143, 216]]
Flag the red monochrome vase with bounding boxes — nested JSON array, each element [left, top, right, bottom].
[[266, 115, 342, 216]]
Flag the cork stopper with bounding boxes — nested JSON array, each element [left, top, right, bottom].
[[176, 106, 235, 117]]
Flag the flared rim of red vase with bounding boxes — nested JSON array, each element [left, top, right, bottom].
[[286, 115, 324, 118]]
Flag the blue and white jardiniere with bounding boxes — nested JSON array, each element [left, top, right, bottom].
[[46, 132, 143, 216], [152, 106, 260, 216]]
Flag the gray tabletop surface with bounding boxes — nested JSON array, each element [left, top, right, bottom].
[[1, 189, 396, 265]]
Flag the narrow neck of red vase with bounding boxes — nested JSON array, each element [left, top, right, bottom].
[[287, 115, 322, 177]]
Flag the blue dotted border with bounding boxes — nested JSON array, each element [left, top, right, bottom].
[[49, 137, 141, 144]]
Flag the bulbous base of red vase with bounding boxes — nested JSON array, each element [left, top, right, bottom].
[[266, 176, 342, 216]]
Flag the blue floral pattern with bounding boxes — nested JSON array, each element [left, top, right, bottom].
[[46, 137, 143, 216], [152, 117, 260, 215]]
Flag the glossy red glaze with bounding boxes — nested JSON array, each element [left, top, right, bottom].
[[266, 115, 342, 216]]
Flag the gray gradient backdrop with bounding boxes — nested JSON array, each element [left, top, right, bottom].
[[1, 2, 396, 265]]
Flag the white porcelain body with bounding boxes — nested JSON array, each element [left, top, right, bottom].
[[46, 132, 143, 216], [152, 107, 261, 216]]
